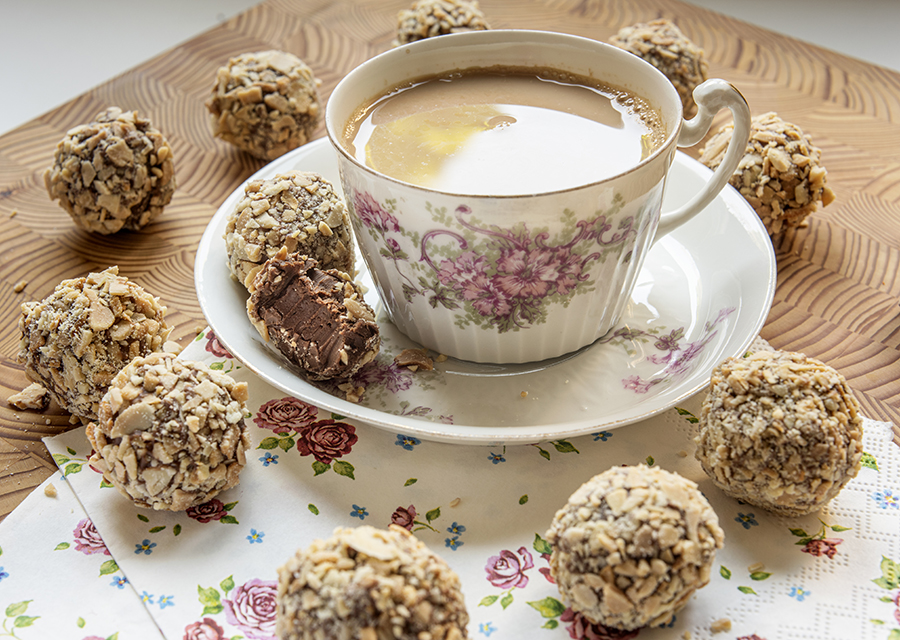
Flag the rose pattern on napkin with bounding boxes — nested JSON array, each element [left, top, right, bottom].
[[200, 329, 241, 374], [481, 545, 535, 611], [38, 334, 900, 640], [186, 499, 239, 525], [187, 576, 276, 640], [255, 397, 358, 479]]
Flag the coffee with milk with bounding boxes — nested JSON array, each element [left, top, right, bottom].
[[342, 65, 667, 196]]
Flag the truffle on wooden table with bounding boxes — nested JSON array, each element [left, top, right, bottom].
[[17, 267, 170, 421], [86, 352, 251, 511], [393, 0, 490, 46], [44, 107, 176, 234], [246, 249, 380, 382], [206, 50, 321, 160], [224, 171, 353, 290], [545, 464, 724, 630], [276, 525, 469, 640], [610, 19, 708, 116], [694, 350, 863, 516], [699, 112, 835, 235]]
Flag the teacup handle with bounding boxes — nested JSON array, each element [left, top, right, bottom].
[[654, 79, 751, 240]]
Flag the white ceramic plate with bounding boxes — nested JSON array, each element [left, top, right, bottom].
[[195, 138, 775, 445]]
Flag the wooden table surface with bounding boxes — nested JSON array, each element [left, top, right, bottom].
[[1, 0, 898, 522]]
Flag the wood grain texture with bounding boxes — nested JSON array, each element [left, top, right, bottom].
[[0, 0, 898, 521]]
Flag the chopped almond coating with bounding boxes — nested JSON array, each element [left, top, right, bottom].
[[546, 465, 723, 630], [44, 107, 175, 234], [206, 50, 320, 160], [224, 171, 353, 289], [86, 352, 250, 511], [17, 267, 170, 420], [393, 0, 490, 46], [277, 525, 469, 640], [699, 112, 835, 235], [695, 350, 863, 516], [610, 19, 708, 116]]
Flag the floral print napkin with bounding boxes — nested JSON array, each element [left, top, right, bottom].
[[0, 469, 163, 639], [5, 329, 896, 640]]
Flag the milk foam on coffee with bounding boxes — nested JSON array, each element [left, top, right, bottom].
[[344, 66, 666, 195]]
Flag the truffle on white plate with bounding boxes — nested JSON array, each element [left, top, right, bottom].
[[224, 170, 353, 290]]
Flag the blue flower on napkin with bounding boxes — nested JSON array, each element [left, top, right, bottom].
[[592, 431, 613, 442], [478, 622, 497, 636], [445, 536, 464, 551], [447, 522, 466, 535], [134, 539, 156, 555], [395, 434, 421, 451], [789, 586, 809, 601], [141, 591, 154, 605], [351, 504, 369, 520], [487, 452, 506, 464], [872, 489, 899, 509], [158, 594, 175, 609], [735, 513, 759, 529], [259, 452, 278, 467], [110, 575, 128, 589], [0, 567, 8, 582], [247, 529, 265, 543]]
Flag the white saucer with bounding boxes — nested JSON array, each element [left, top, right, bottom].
[[195, 138, 775, 445]]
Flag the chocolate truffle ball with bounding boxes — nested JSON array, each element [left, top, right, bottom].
[[44, 107, 176, 234], [225, 171, 354, 290], [246, 249, 380, 382], [206, 50, 320, 160], [393, 0, 490, 46], [17, 266, 171, 421], [86, 352, 251, 511], [694, 350, 864, 516], [610, 19, 708, 116], [276, 525, 469, 640], [546, 465, 724, 630], [699, 112, 835, 235]]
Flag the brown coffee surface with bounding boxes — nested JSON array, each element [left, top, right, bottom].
[[344, 66, 665, 195]]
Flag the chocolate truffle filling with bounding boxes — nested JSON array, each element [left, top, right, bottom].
[[250, 256, 379, 380]]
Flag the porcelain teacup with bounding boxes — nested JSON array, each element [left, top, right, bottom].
[[326, 29, 750, 364]]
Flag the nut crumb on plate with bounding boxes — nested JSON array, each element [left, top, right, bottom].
[[710, 617, 732, 633], [44, 483, 58, 498], [394, 348, 434, 371], [13, 280, 27, 293]]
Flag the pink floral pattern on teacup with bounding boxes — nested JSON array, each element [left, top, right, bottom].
[[352, 192, 637, 333]]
